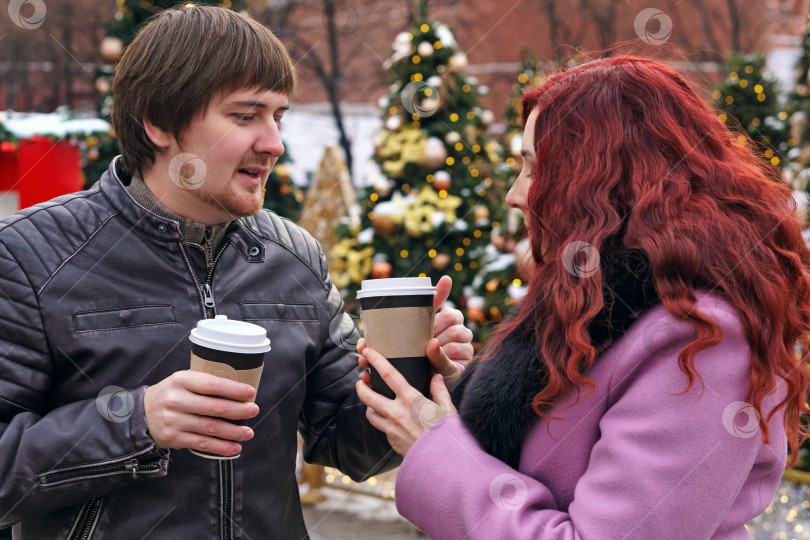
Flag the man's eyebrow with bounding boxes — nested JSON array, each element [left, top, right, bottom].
[[229, 101, 290, 112]]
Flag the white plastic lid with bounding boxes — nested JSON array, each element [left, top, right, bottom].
[[356, 277, 437, 299], [189, 315, 271, 354]]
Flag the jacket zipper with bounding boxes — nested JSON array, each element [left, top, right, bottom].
[[69, 498, 102, 540], [203, 226, 214, 269], [184, 239, 232, 539], [38, 453, 160, 485], [202, 243, 228, 318], [208, 243, 232, 540], [220, 460, 233, 540], [183, 241, 228, 319]]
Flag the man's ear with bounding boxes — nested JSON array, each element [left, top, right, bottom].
[[143, 118, 173, 149]]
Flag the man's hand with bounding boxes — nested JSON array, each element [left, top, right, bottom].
[[143, 371, 259, 457]]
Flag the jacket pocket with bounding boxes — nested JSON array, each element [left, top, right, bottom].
[[72, 305, 177, 333], [239, 302, 317, 322], [68, 498, 103, 540]]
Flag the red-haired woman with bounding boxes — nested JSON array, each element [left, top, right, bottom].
[[356, 56, 810, 538]]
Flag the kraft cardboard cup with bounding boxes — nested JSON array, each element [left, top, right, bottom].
[[188, 315, 270, 459], [357, 277, 436, 399]]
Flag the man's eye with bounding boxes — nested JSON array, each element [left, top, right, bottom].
[[275, 118, 284, 128], [233, 114, 254, 122]]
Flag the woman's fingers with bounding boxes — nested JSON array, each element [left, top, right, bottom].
[[361, 347, 416, 399], [429, 373, 456, 413], [355, 377, 390, 413], [426, 338, 457, 379]]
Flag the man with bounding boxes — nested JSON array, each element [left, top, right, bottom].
[[0, 6, 472, 538]]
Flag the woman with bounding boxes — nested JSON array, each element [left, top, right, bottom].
[[356, 56, 810, 539]]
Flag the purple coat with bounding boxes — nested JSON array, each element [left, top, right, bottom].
[[395, 295, 787, 539]]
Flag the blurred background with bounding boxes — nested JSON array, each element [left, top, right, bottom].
[[1, 0, 810, 537]]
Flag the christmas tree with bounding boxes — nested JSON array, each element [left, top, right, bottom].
[[787, 14, 810, 168], [262, 150, 303, 220], [465, 52, 545, 342], [299, 145, 358, 270], [713, 53, 788, 168], [108, 0, 248, 45], [332, 19, 504, 316]]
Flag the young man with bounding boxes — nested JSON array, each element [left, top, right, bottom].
[[0, 6, 472, 538]]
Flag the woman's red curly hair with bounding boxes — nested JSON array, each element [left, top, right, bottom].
[[488, 55, 810, 461]]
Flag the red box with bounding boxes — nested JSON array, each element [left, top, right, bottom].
[[0, 137, 82, 211]]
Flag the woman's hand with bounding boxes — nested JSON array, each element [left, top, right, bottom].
[[357, 275, 473, 388], [356, 346, 457, 456]]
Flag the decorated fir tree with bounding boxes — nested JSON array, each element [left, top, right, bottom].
[[787, 15, 810, 167], [465, 52, 546, 341], [713, 53, 788, 168], [299, 145, 357, 271], [108, 0, 249, 45], [332, 20, 504, 319], [262, 149, 303, 220]]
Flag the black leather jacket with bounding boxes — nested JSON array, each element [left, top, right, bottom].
[[0, 158, 398, 539]]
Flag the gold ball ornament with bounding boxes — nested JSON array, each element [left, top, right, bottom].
[[385, 115, 402, 131], [465, 297, 486, 324], [274, 163, 290, 178], [473, 205, 490, 221], [372, 215, 398, 237], [371, 260, 393, 279], [466, 306, 485, 324], [417, 41, 434, 58], [421, 137, 447, 169], [491, 231, 505, 251], [431, 253, 451, 270], [447, 52, 469, 73], [86, 147, 100, 162], [373, 178, 392, 197], [433, 170, 451, 190], [95, 77, 111, 95], [100, 36, 124, 62]]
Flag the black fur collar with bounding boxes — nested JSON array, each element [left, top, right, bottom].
[[453, 246, 659, 468]]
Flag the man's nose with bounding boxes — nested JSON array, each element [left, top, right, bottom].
[[255, 122, 285, 158]]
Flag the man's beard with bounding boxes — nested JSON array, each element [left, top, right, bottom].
[[193, 184, 267, 221]]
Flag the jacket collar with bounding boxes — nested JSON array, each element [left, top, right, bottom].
[[100, 156, 184, 241], [98, 157, 266, 262]]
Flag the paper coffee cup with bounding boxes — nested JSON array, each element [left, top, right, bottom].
[[358, 277, 436, 399], [188, 315, 271, 459]]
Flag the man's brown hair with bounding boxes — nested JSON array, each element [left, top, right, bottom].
[[111, 5, 296, 175]]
